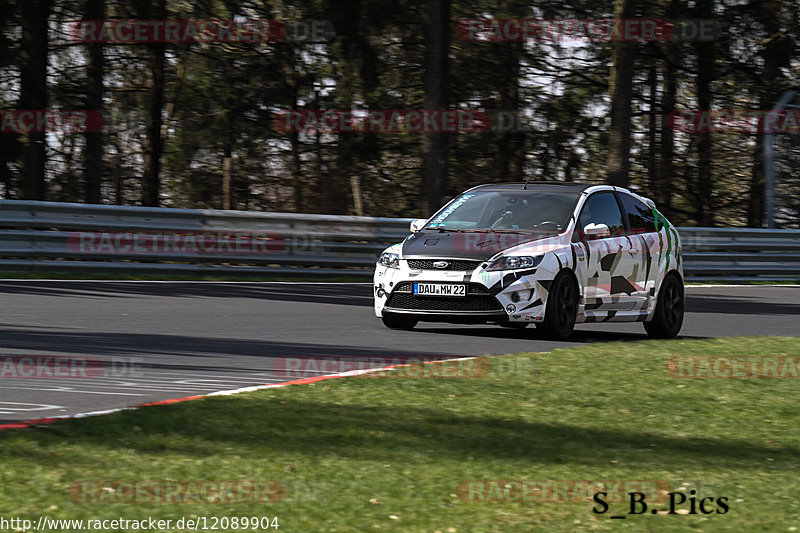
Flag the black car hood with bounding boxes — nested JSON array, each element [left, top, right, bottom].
[[401, 230, 553, 261]]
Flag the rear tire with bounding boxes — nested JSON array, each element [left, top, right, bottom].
[[381, 315, 418, 330], [644, 273, 684, 338], [537, 272, 578, 340]]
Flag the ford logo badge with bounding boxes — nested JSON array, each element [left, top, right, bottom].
[[433, 261, 449, 269]]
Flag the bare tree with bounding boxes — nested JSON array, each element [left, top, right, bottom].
[[422, 0, 449, 215], [606, 0, 635, 187], [20, 0, 49, 200], [84, 0, 104, 204], [142, 0, 166, 206]]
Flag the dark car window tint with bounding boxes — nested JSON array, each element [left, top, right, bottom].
[[427, 190, 578, 232], [575, 192, 625, 240], [619, 193, 657, 234]]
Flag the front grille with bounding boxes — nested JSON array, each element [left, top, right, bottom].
[[406, 259, 483, 271], [393, 282, 490, 295], [386, 284, 502, 312]]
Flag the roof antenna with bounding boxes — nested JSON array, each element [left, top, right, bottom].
[[523, 152, 549, 190]]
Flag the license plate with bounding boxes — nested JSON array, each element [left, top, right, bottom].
[[413, 283, 466, 297]]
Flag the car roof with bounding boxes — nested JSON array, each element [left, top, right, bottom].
[[468, 182, 596, 194]]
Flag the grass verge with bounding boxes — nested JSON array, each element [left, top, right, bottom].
[[1, 337, 799, 532]]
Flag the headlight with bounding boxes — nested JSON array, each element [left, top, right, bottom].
[[378, 252, 400, 269], [486, 255, 542, 271]]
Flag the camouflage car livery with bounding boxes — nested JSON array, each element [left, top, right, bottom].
[[374, 183, 683, 336]]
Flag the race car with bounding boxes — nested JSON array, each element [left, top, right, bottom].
[[373, 182, 683, 340]]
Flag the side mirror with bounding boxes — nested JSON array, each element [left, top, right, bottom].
[[410, 219, 427, 232], [583, 223, 610, 239]]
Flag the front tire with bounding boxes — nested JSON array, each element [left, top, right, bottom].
[[644, 273, 684, 338], [381, 315, 418, 330], [537, 272, 578, 340]]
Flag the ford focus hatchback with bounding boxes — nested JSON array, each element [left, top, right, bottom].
[[373, 183, 683, 340]]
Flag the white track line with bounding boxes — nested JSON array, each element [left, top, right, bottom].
[[1, 355, 487, 427]]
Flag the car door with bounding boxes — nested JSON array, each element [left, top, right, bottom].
[[617, 192, 660, 312], [571, 191, 635, 314]]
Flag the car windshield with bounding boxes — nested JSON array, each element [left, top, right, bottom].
[[426, 189, 578, 233]]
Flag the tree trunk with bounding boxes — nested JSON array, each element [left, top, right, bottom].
[[222, 151, 232, 210], [142, 0, 166, 206], [606, 0, 635, 187], [326, 0, 375, 215], [20, 0, 50, 200], [492, 39, 523, 183], [748, 1, 789, 227], [422, 0, 449, 215], [0, 0, 15, 197], [0, 159, 10, 198], [114, 152, 123, 205], [350, 176, 364, 216], [646, 63, 657, 196], [694, 0, 715, 226], [84, 0, 104, 204], [659, 47, 677, 216], [291, 131, 302, 212]]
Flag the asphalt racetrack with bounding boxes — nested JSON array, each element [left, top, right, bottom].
[[0, 281, 798, 424]]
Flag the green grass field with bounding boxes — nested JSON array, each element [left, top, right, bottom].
[[1, 337, 799, 532]]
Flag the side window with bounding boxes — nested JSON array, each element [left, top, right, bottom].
[[619, 194, 657, 234], [574, 192, 626, 241]]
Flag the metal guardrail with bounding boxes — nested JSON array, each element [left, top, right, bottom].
[[1, 200, 799, 280], [678, 227, 800, 280]]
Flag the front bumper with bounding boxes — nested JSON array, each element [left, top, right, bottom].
[[374, 259, 553, 324], [382, 280, 507, 323]]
